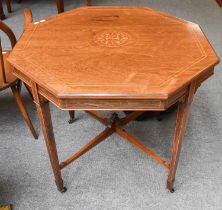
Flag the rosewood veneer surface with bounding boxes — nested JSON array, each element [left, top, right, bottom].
[[7, 6, 219, 192], [8, 7, 219, 109]]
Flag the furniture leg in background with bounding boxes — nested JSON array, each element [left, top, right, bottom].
[[11, 82, 38, 139], [56, 0, 64, 13], [56, 0, 91, 13], [0, 0, 22, 20], [68, 111, 75, 124], [0, 20, 37, 139], [216, 0, 222, 7], [0, 0, 6, 20], [86, 0, 91, 6]]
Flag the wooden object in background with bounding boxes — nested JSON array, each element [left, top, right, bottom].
[[0, 0, 221, 20], [56, 0, 64, 13], [8, 6, 219, 192], [0, 0, 26, 20], [23, 8, 33, 29], [0, 204, 12, 210], [0, 0, 21, 20], [23, 8, 76, 123], [86, 0, 91, 6], [216, 0, 222, 7], [0, 20, 37, 139], [0, 0, 6, 20], [56, 0, 91, 13]]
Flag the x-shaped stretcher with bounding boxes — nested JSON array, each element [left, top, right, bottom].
[[60, 111, 170, 170], [34, 83, 196, 194]]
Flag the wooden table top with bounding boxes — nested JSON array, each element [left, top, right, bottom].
[[8, 6, 219, 100]]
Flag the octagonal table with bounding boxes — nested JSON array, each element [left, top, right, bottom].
[[8, 6, 219, 193]]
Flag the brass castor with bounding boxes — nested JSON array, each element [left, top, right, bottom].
[[60, 187, 67, 193]]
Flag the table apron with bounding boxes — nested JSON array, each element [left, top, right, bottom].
[[12, 67, 214, 111], [38, 88, 187, 111]]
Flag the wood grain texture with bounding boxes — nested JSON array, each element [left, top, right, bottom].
[[23, 8, 33, 30], [8, 7, 219, 105], [167, 83, 196, 192], [7, 6, 220, 192], [116, 126, 170, 168], [34, 94, 66, 192]]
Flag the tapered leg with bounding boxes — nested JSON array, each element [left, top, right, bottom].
[[56, 0, 64, 13], [36, 98, 66, 192], [68, 111, 75, 124], [11, 84, 37, 139], [167, 84, 196, 192]]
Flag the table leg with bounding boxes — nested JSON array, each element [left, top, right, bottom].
[[6, 0, 11, 13], [167, 84, 196, 192], [86, 0, 91, 6], [0, 0, 6, 20], [56, 0, 64, 13], [216, 0, 222, 7], [68, 111, 75, 124], [36, 98, 66, 192]]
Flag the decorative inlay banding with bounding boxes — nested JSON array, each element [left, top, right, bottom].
[[93, 31, 131, 48]]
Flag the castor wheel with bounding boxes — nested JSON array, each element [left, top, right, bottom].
[[169, 188, 175, 193], [60, 187, 67, 193], [167, 180, 175, 193], [68, 118, 75, 124]]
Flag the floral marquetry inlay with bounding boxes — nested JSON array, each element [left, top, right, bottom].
[[93, 31, 131, 48], [8, 7, 219, 98]]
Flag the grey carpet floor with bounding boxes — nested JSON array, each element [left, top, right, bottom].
[[0, 0, 222, 209]]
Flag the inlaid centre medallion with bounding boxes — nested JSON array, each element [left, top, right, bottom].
[[93, 31, 131, 48]]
